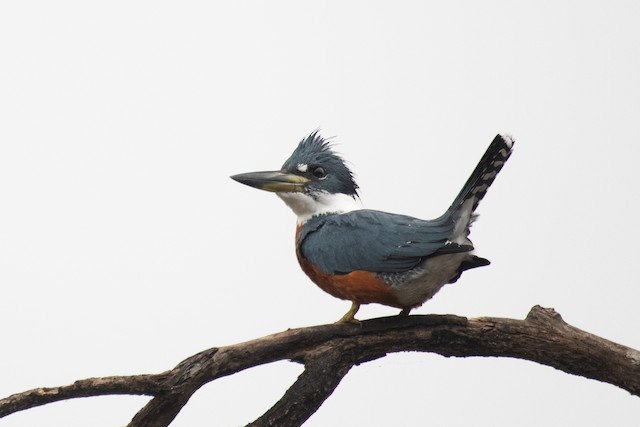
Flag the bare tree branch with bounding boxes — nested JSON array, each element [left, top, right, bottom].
[[247, 350, 354, 427], [0, 374, 168, 418], [1, 306, 638, 427]]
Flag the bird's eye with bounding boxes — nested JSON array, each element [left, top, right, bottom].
[[312, 166, 326, 178]]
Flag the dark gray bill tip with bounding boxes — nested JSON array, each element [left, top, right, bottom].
[[230, 170, 310, 193]]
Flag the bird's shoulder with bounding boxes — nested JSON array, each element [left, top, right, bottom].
[[299, 209, 451, 236]]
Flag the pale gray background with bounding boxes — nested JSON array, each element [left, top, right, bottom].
[[1, 1, 639, 426]]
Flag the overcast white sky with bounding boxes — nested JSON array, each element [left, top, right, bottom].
[[1, 1, 639, 426]]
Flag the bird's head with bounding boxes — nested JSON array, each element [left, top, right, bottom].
[[231, 131, 361, 222]]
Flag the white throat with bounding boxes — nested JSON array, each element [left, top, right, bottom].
[[277, 191, 362, 223]]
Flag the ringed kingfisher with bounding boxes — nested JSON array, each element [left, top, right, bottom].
[[231, 132, 514, 323]]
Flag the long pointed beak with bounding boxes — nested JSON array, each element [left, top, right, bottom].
[[230, 170, 310, 193]]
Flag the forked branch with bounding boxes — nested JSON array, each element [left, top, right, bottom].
[[1, 306, 638, 427]]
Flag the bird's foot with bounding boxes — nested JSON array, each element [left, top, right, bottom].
[[399, 307, 411, 317], [335, 302, 361, 324]]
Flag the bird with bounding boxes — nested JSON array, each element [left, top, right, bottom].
[[231, 131, 514, 323]]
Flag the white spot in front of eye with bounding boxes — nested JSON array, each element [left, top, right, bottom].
[[297, 163, 308, 172]]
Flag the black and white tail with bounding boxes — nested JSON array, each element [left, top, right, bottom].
[[448, 134, 514, 243], [450, 134, 514, 216]]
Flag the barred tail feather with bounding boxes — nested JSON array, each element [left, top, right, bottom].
[[448, 134, 514, 243], [449, 134, 515, 215]]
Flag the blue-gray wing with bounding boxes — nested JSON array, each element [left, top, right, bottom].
[[298, 209, 470, 274]]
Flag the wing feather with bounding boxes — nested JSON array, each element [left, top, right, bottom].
[[298, 210, 471, 274]]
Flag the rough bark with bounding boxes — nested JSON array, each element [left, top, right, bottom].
[[1, 306, 638, 426]]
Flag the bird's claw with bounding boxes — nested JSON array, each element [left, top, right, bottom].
[[336, 301, 361, 324], [399, 308, 412, 317]]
